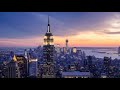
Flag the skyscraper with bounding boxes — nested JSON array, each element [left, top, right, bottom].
[[118, 47, 120, 54], [104, 57, 111, 70], [24, 49, 29, 77], [103, 57, 111, 77], [72, 47, 77, 54], [29, 58, 38, 77], [87, 56, 93, 71], [6, 55, 20, 78], [16, 55, 28, 78], [66, 39, 68, 50], [65, 39, 68, 53], [42, 16, 55, 78]]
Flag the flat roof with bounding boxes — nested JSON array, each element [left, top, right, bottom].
[[62, 71, 90, 76]]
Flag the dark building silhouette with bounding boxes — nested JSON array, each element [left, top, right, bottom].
[[87, 56, 93, 69], [87, 56, 99, 78], [103, 57, 111, 77], [66, 39, 68, 52], [118, 47, 120, 54]]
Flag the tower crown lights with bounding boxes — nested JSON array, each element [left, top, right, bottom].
[[44, 16, 54, 45]]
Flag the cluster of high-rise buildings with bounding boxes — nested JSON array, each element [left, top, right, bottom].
[[0, 17, 120, 78]]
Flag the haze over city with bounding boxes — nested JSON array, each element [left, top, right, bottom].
[[0, 12, 120, 47]]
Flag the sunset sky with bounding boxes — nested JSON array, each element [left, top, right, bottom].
[[0, 12, 120, 47]]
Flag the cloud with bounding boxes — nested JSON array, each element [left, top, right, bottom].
[[31, 12, 73, 36], [0, 36, 43, 47], [101, 13, 120, 35], [80, 13, 120, 36], [1, 12, 120, 47], [0, 12, 47, 38], [0, 12, 118, 39], [104, 31, 120, 34], [0, 12, 77, 38]]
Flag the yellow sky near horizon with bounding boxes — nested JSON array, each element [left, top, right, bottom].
[[0, 31, 120, 47]]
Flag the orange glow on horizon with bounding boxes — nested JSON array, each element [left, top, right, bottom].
[[0, 31, 120, 47]]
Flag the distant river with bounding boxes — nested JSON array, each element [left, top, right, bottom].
[[78, 47, 120, 59]]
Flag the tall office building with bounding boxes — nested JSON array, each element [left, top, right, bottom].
[[6, 55, 20, 78], [24, 49, 29, 77], [87, 56, 93, 72], [42, 16, 55, 78], [66, 39, 68, 51], [118, 47, 120, 54], [87, 56, 98, 77], [0, 61, 9, 78], [16, 55, 28, 78], [29, 58, 38, 77], [55, 44, 61, 53], [63, 47, 67, 54], [72, 47, 77, 54], [104, 57, 111, 69], [63, 39, 69, 54], [103, 57, 111, 77], [24, 49, 28, 59]]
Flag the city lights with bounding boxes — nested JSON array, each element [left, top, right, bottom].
[[0, 12, 120, 78]]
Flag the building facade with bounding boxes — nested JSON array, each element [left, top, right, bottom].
[[16, 55, 28, 78], [6, 55, 20, 78], [42, 16, 55, 78]]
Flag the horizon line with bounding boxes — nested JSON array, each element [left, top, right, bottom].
[[0, 46, 119, 48]]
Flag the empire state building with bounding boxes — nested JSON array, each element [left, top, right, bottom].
[[42, 16, 55, 78]]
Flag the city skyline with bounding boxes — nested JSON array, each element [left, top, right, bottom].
[[0, 12, 120, 47], [0, 14, 120, 78]]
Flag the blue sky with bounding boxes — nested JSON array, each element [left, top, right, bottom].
[[0, 12, 120, 47], [0, 12, 114, 38]]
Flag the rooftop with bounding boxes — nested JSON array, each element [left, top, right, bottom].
[[62, 71, 90, 76]]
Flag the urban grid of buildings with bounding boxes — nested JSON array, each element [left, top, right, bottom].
[[0, 17, 120, 78]]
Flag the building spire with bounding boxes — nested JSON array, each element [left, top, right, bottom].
[[48, 16, 50, 25], [47, 16, 50, 33]]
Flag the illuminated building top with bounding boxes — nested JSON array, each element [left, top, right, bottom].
[[73, 47, 77, 53], [44, 16, 54, 45], [13, 55, 17, 62]]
